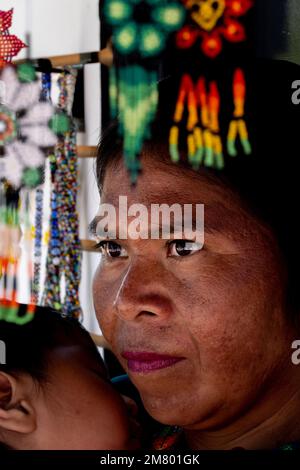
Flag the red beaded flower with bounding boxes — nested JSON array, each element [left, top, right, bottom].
[[176, 0, 253, 58], [0, 9, 26, 67]]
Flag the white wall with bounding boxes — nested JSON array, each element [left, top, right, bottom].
[[0, 0, 100, 58]]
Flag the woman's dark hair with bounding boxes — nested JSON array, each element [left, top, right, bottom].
[[96, 59, 300, 319], [0, 304, 99, 382]]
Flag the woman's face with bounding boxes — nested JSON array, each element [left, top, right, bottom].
[[93, 156, 293, 430]]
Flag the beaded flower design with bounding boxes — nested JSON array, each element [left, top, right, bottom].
[[0, 9, 26, 66], [104, 0, 186, 183], [104, 0, 185, 58], [177, 0, 253, 58], [0, 64, 68, 189]]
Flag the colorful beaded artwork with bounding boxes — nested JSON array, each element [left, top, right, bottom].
[[104, 0, 186, 183], [0, 8, 26, 67], [0, 63, 60, 190], [170, 74, 224, 169], [32, 73, 52, 305], [104, 0, 253, 177], [0, 186, 20, 281], [0, 298, 35, 325], [0, 187, 35, 324], [169, 68, 251, 169], [227, 67, 251, 156], [0, 61, 69, 318], [176, 0, 253, 58], [109, 65, 159, 182], [42, 71, 82, 319], [104, 0, 186, 58], [169, 0, 253, 169]]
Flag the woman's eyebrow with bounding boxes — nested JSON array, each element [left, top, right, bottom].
[[88, 202, 243, 240], [204, 202, 252, 237], [89, 218, 204, 241]]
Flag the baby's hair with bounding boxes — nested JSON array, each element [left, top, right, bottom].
[[0, 304, 105, 451], [0, 304, 103, 384]]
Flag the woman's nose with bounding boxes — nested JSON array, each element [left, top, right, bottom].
[[113, 261, 174, 323]]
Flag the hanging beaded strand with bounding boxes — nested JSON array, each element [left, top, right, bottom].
[[0, 186, 35, 325], [56, 71, 82, 319], [42, 131, 63, 312], [42, 70, 82, 319], [32, 187, 43, 303], [0, 185, 20, 298], [22, 189, 35, 303], [32, 72, 52, 304]]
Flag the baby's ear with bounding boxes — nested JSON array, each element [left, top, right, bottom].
[[0, 372, 36, 434]]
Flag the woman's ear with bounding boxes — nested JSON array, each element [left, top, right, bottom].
[[0, 372, 36, 434]]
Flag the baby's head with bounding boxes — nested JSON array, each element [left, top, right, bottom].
[[0, 304, 137, 450]]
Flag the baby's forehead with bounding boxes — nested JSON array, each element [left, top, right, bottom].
[[49, 340, 107, 379]]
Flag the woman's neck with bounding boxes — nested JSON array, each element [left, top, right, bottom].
[[185, 363, 300, 450]]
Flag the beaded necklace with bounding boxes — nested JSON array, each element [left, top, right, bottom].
[[43, 70, 82, 319], [32, 73, 51, 304]]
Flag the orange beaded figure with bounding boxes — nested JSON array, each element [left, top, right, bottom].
[[169, 0, 253, 170]]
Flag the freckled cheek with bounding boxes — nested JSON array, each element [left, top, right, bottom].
[[173, 262, 266, 367], [180, 308, 263, 392], [93, 271, 119, 338]]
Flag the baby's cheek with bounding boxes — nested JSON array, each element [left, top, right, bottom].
[[105, 402, 134, 450]]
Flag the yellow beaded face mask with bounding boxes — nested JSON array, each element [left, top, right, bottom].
[[186, 0, 226, 32]]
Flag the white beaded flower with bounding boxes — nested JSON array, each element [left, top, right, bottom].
[[0, 64, 60, 189]]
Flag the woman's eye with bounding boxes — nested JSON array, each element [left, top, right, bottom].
[[168, 240, 203, 257], [97, 241, 128, 258]]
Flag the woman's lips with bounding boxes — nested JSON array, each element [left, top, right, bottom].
[[121, 351, 185, 373]]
